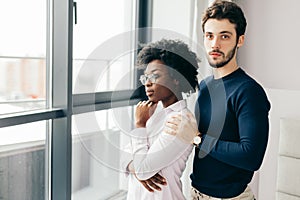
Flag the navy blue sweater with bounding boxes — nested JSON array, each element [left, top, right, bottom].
[[191, 68, 271, 198]]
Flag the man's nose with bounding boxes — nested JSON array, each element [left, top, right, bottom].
[[211, 37, 221, 49]]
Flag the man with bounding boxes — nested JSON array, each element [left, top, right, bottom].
[[165, 0, 271, 199]]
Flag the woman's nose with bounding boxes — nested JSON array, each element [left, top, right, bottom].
[[145, 78, 152, 86]]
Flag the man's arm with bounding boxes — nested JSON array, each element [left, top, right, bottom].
[[201, 83, 270, 171], [166, 84, 271, 171]]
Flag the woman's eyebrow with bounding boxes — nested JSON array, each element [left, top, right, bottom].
[[144, 69, 160, 74]]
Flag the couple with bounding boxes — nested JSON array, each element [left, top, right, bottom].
[[123, 1, 270, 199]]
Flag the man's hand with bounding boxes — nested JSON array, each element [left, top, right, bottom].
[[164, 112, 200, 144], [135, 100, 157, 128], [137, 173, 167, 192]]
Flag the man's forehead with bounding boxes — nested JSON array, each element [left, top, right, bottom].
[[204, 19, 236, 34]]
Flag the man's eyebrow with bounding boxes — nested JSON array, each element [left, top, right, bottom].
[[205, 31, 233, 35], [220, 31, 233, 35]]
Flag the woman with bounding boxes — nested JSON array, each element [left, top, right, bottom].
[[125, 39, 199, 199]]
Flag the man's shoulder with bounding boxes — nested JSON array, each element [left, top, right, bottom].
[[199, 75, 214, 87], [237, 75, 264, 92], [230, 69, 264, 91]]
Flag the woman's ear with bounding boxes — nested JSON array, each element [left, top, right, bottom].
[[173, 79, 179, 86]]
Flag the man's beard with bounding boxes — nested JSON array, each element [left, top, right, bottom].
[[208, 44, 238, 68]]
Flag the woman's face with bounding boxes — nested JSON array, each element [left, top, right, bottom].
[[143, 60, 178, 107]]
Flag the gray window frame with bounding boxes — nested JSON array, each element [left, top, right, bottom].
[[0, 0, 152, 199]]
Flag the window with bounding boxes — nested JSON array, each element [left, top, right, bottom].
[[71, 1, 137, 199], [0, 0, 47, 114], [73, 0, 135, 93], [0, 1, 48, 199], [72, 107, 133, 199], [0, 0, 149, 199], [0, 121, 46, 200]]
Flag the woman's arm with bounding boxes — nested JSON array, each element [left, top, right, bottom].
[[131, 126, 192, 180]]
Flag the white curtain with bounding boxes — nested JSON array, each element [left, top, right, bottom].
[[189, 0, 212, 82]]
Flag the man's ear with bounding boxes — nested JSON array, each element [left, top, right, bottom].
[[237, 35, 245, 48]]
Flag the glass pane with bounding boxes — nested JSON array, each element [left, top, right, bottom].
[[0, 121, 47, 200], [73, 0, 135, 94], [72, 106, 134, 199], [0, 0, 47, 114], [152, 0, 193, 40]]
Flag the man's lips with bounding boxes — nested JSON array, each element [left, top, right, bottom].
[[209, 51, 223, 58]]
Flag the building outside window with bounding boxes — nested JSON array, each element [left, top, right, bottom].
[[0, 0, 47, 200], [0, 0, 137, 199], [0, 0, 198, 199]]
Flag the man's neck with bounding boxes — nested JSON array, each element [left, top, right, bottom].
[[213, 60, 239, 79]]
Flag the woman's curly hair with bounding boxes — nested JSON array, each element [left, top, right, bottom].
[[136, 39, 199, 93]]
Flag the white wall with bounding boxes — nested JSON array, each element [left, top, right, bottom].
[[152, 0, 192, 40], [237, 0, 300, 90], [236, 0, 300, 199], [142, 1, 300, 199]]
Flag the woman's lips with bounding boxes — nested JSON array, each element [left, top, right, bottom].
[[146, 90, 154, 96]]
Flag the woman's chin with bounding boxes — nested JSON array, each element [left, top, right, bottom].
[[147, 96, 157, 103]]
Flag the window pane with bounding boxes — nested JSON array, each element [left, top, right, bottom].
[[0, 121, 47, 200], [152, 0, 192, 40], [73, 0, 135, 94], [0, 0, 47, 114], [72, 106, 133, 199]]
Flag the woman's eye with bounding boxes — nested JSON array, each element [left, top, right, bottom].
[[152, 74, 159, 78]]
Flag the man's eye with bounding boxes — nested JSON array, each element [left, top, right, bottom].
[[221, 35, 230, 39], [206, 34, 213, 39]]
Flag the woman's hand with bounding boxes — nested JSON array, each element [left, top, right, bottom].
[[135, 100, 157, 128], [137, 173, 167, 192], [128, 161, 167, 192]]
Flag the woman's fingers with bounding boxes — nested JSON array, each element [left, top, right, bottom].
[[137, 100, 156, 107]]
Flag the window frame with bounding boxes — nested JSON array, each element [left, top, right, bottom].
[[0, 0, 153, 199]]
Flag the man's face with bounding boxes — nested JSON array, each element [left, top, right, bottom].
[[203, 19, 242, 68]]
